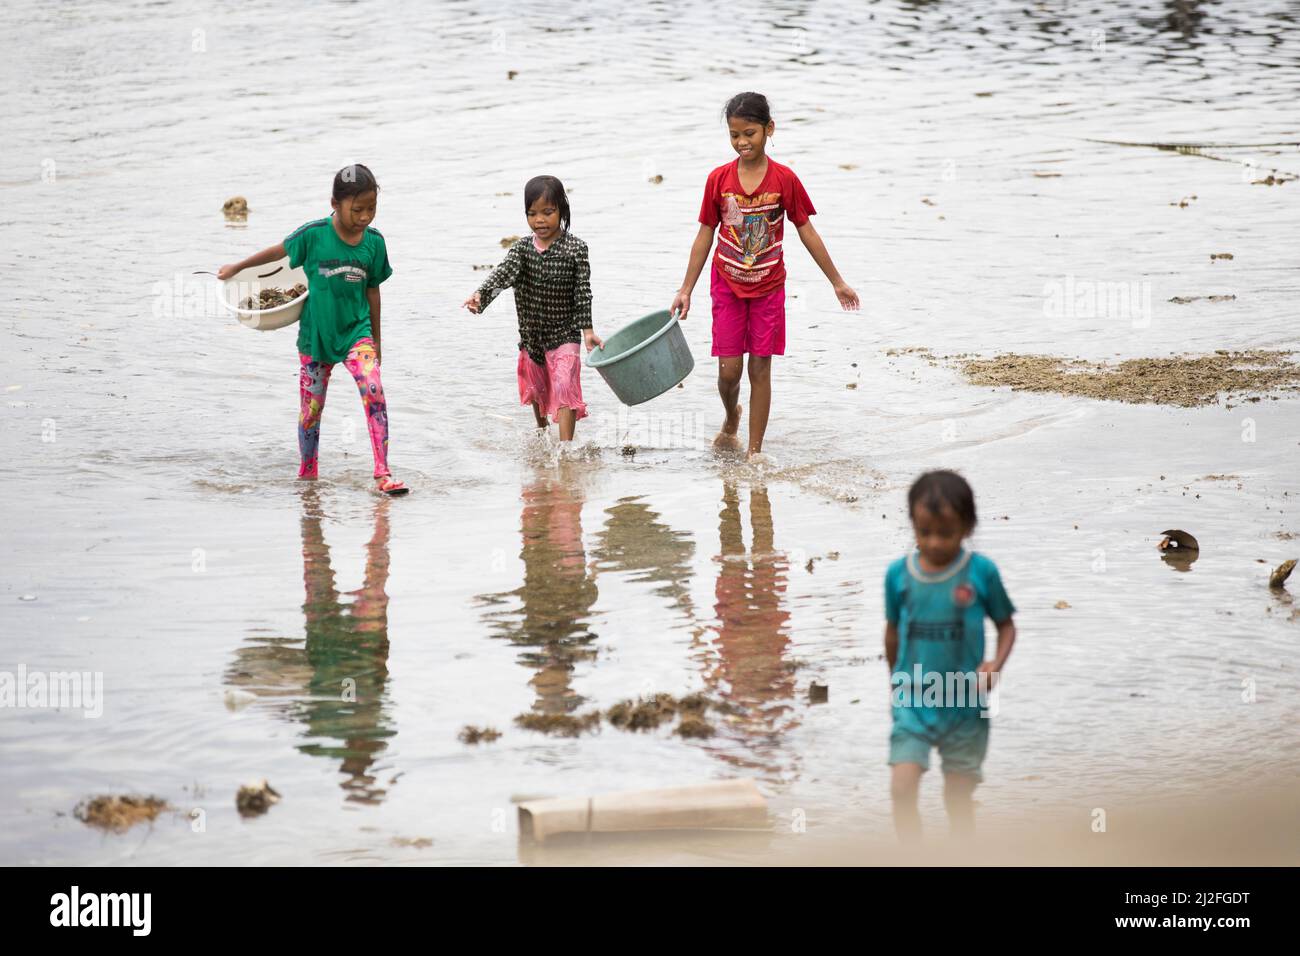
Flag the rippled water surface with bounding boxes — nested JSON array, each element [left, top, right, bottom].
[[2, 0, 1298, 864]]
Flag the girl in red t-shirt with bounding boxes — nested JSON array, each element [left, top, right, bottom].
[[670, 92, 859, 460]]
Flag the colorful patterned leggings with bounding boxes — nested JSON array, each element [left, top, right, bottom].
[[298, 337, 390, 479]]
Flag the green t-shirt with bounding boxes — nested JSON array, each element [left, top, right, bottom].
[[284, 217, 393, 363], [884, 549, 1015, 729]]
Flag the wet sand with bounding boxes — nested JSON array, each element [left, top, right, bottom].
[[2, 1, 1299, 865], [519, 774, 1300, 867]]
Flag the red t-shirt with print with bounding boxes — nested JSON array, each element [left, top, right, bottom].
[[698, 157, 816, 299]]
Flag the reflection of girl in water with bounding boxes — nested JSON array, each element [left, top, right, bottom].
[[226, 490, 396, 806], [591, 496, 696, 623], [480, 469, 599, 715], [706, 481, 796, 769], [298, 492, 395, 804]]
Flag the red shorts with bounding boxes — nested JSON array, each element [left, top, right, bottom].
[[710, 264, 786, 357], [517, 342, 587, 420]]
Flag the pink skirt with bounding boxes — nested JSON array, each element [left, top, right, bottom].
[[517, 342, 587, 420]]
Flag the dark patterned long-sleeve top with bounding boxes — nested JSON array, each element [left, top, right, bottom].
[[475, 231, 593, 365]]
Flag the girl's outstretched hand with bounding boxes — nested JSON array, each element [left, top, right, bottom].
[[834, 282, 860, 311], [976, 660, 1002, 693], [462, 292, 482, 314], [670, 290, 690, 321], [217, 264, 238, 281], [583, 329, 604, 352]]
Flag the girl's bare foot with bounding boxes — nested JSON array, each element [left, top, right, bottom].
[[714, 404, 743, 449]]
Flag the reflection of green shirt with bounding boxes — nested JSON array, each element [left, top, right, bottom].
[[284, 217, 393, 363]]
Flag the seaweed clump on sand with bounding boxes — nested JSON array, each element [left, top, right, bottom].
[[951, 350, 1300, 408], [239, 283, 306, 311], [74, 795, 169, 832], [514, 711, 601, 737]]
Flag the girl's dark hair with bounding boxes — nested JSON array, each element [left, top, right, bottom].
[[333, 163, 379, 202], [723, 91, 773, 126], [908, 470, 977, 530], [523, 175, 570, 231]]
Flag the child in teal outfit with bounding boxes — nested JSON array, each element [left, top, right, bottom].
[[884, 470, 1017, 842]]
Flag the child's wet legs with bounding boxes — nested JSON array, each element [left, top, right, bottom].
[[556, 406, 576, 441], [341, 340, 391, 479], [746, 355, 772, 455], [715, 356, 743, 447], [298, 356, 333, 479], [531, 402, 549, 430], [943, 772, 978, 838], [890, 763, 924, 843]]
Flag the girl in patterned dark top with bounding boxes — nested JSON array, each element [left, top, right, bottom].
[[464, 176, 604, 442]]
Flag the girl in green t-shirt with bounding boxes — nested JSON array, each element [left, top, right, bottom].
[[218, 164, 408, 496]]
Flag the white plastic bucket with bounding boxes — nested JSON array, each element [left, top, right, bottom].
[[219, 258, 309, 331]]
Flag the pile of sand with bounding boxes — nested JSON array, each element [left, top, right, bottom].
[[947, 350, 1300, 407]]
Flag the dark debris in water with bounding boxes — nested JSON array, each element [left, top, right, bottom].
[[514, 711, 600, 737], [236, 779, 280, 817], [1159, 530, 1200, 572], [222, 196, 249, 220], [1159, 529, 1200, 552], [605, 692, 734, 737], [75, 794, 169, 832], [607, 694, 677, 731], [674, 715, 715, 738], [458, 725, 502, 744], [678, 692, 713, 715], [804, 552, 839, 572]]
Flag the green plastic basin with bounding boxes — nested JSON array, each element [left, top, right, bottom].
[[586, 310, 695, 406]]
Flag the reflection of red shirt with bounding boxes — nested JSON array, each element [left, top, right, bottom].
[[698, 158, 816, 299]]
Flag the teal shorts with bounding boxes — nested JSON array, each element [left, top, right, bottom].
[[889, 716, 990, 780]]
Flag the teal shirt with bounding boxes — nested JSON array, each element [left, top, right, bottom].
[[284, 217, 393, 364], [885, 549, 1014, 728]]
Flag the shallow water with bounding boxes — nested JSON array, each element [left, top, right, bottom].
[[2, 0, 1298, 864]]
